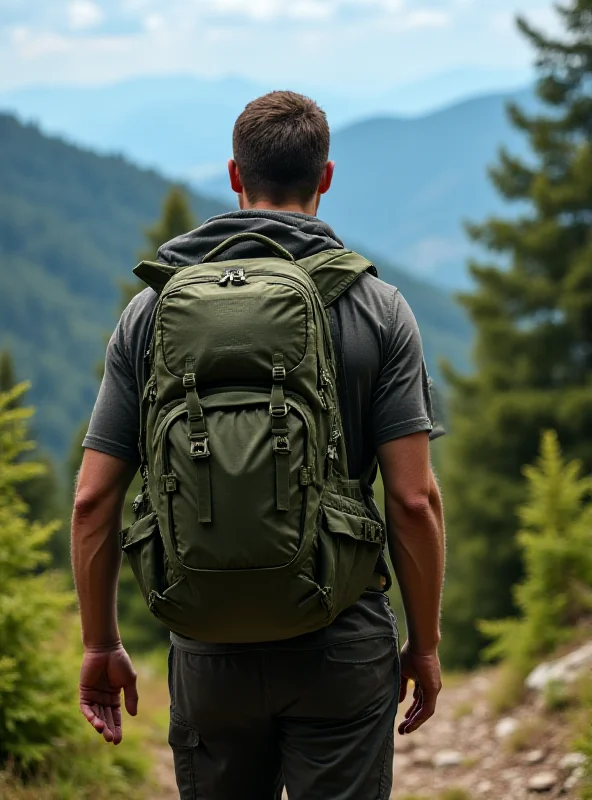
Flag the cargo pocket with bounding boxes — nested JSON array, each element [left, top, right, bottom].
[[168, 712, 200, 800], [317, 493, 384, 619], [121, 511, 165, 604]]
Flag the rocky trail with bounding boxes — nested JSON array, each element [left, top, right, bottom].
[[149, 643, 591, 799]]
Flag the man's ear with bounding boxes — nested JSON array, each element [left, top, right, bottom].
[[318, 161, 335, 196], [228, 159, 243, 194]]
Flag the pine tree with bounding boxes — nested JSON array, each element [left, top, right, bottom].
[[0, 383, 76, 768], [0, 350, 66, 562], [0, 350, 17, 396], [480, 431, 592, 678], [120, 185, 197, 308], [441, 0, 592, 668]]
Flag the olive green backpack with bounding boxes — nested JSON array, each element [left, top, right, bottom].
[[121, 232, 385, 643]]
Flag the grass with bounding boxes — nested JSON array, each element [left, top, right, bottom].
[[503, 717, 542, 754], [400, 795, 429, 800], [0, 724, 152, 800], [543, 679, 573, 712], [0, 648, 172, 800], [399, 792, 473, 800], [453, 700, 473, 720], [487, 664, 526, 715], [571, 674, 592, 800], [126, 649, 171, 748], [440, 791, 473, 800], [442, 672, 468, 690]]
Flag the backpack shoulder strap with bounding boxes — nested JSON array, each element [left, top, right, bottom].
[[296, 249, 377, 307], [133, 260, 178, 294]]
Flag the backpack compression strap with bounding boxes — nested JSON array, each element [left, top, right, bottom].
[[296, 250, 377, 307]]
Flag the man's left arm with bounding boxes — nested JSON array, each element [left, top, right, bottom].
[[72, 448, 138, 745]]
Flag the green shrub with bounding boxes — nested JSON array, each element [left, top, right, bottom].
[[0, 383, 76, 768], [0, 384, 150, 794], [480, 431, 592, 683]]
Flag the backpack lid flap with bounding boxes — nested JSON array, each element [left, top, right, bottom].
[[134, 260, 178, 294], [297, 250, 377, 307]]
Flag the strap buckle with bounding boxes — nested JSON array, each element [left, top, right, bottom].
[[161, 474, 179, 493], [327, 444, 338, 461], [270, 403, 288, 418], [361, 520, 384, 544], [183, 373, 196, 389], [272, 365, 286, 382], [189, 434, 210, 459], [273, 435, 291, 454]]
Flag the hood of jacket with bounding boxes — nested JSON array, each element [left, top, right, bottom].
[[157, 209, 344, 266]]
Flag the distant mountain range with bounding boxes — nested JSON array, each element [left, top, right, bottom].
[[0, 67, 532, 169], [0, 74, 537, 289], [204, 89, 539, 289], [0, 113, 470, 459]]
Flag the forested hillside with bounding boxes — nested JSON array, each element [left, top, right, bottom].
[[0, 113, 470, 459], [0, 113, 227, 457]]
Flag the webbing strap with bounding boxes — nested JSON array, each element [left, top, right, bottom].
[[184, 359, 212, 524], [270, 353, 290, 512], [273, 428, 291, 512]]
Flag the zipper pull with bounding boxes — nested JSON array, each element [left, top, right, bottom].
[[219, 268, 246, 286]]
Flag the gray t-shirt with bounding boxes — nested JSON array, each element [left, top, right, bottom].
[[84, 210, 433, 652]]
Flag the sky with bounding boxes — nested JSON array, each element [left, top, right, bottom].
[[0, 0, 561, 94]]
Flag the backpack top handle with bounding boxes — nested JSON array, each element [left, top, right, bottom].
[[200, 232, 295, 264]]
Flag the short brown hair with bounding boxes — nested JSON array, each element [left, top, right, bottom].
[[233, 91, 330, 205]]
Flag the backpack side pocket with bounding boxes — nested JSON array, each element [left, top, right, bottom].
[[121, 511, 165, 604]]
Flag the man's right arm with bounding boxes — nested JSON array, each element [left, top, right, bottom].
[[378, 431, 445, 734]]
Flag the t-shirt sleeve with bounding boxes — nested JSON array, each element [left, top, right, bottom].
[[372, 290, 434, 446], [82, 312, 142, 465]]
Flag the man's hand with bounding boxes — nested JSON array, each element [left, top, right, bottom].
[[79, 643, 139, 745], [398, 641, 442, 735]]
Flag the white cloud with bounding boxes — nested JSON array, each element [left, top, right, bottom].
[[289, 1, 334, 20], [68, 0, 104, 31], [403, 9, 450, 29], [202, 0, 430, 23], [143, 13, 164, 31], [0, 0, 558, 93], [10, 26, 30, 46], [210, 0, 281, 20]]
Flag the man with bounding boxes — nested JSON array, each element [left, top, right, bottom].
[[72, 90, 445, 800]]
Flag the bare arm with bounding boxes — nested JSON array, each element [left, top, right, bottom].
[[378, 431, 445, 733], [72, 448, 138, 744]]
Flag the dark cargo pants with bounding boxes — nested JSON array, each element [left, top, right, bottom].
[[168, 634, 399, 800]]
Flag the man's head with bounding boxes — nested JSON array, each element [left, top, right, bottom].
[[228, 90, 334, 215]]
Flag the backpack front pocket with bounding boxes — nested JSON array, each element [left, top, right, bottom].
[[157, 392, 316, 572], [121, 511, 166, 602]]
